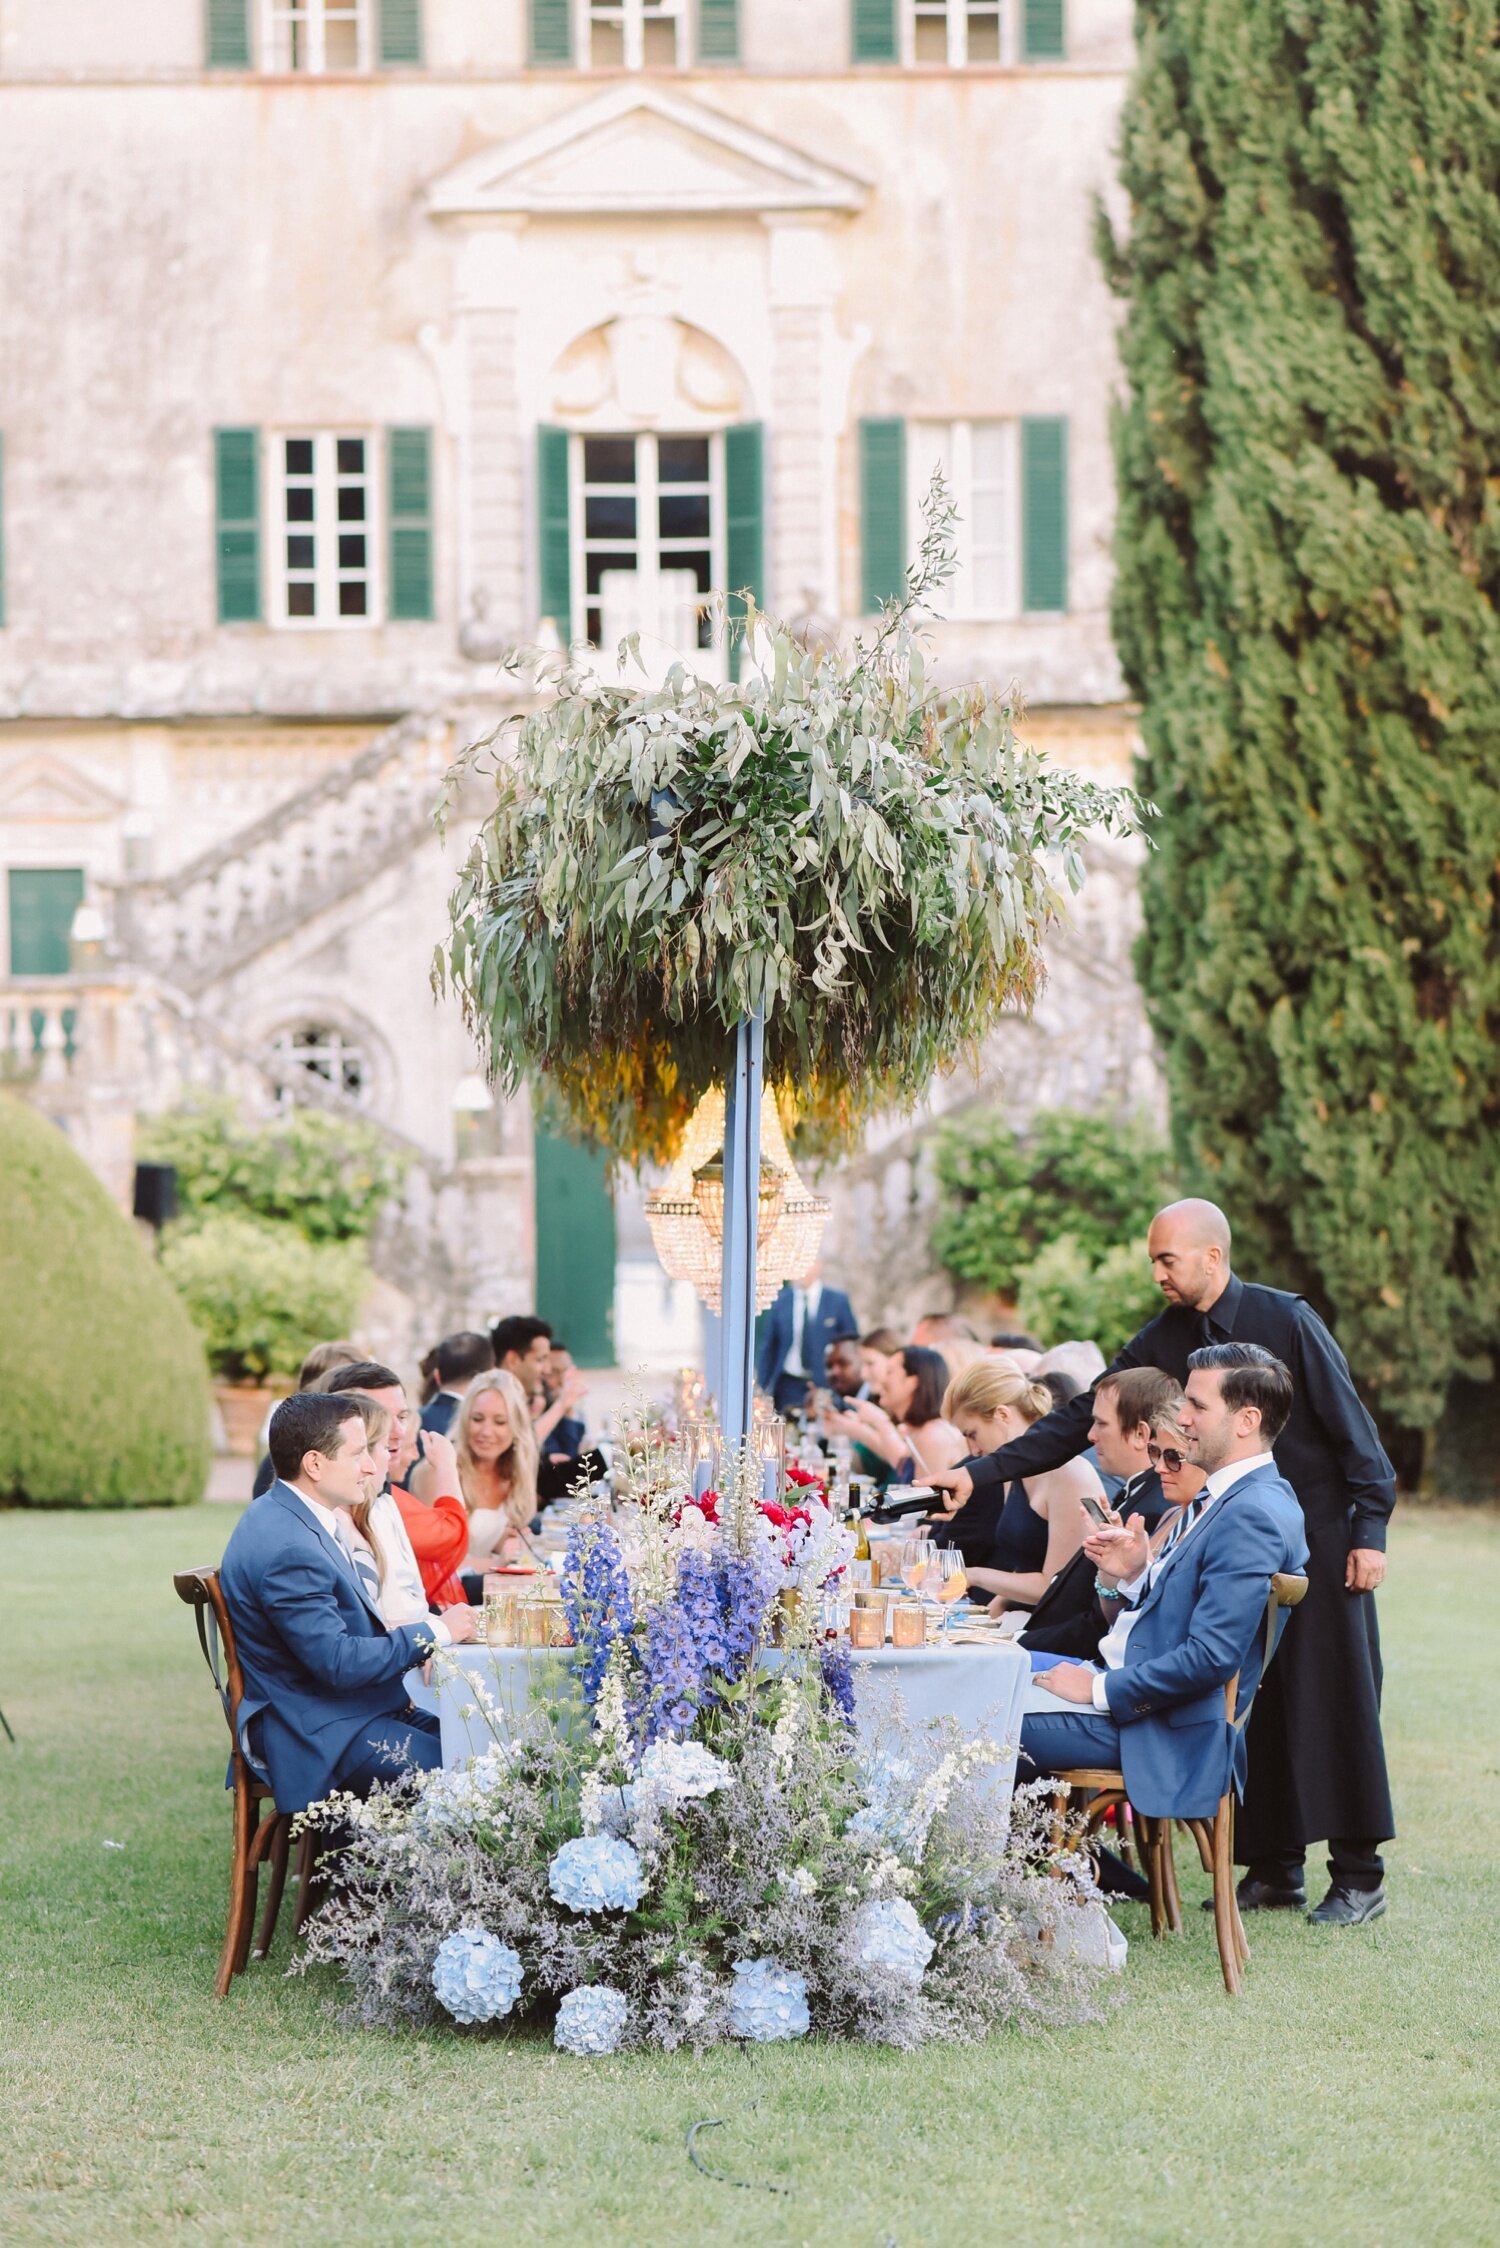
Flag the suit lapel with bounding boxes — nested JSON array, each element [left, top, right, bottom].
[[268, 1481, 387, 1625], [1130, 1463, 1273, 1622]]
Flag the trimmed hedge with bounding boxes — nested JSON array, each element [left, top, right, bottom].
[[0, 1096, 211, 1507]]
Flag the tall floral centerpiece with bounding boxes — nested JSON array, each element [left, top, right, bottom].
[[437, 492, 1139, 1435]]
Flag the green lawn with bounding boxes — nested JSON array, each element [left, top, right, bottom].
[[2, 1504, 1496, 2248]]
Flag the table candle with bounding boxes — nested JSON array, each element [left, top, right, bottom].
[[891, 1603, 924, 1649], [848, 1605, 883, 1649]]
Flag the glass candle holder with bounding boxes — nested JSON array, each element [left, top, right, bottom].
[[849, 1605, 883, 1650], [483, 1593, 517, 1647], [518, 1600, 551, 1649], [891, 1603, 925, 1650], [756, 1415, 786, 1504]]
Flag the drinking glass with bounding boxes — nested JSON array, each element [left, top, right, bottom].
[[899, 1538, 935, 1596], [931, 1547, 969, 1633]]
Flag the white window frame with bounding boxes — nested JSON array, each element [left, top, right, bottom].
[[582, 0, 689, 71], [907, 419, 1021, 620], [907, 0, 1010, 65], [261, 0, 373, 74], [571, 430, 726, 673], [268, 429, 382, 631], [271, 1022, 370, 1103]]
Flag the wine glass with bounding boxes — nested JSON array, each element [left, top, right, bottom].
[[931, 1547, 969, 1633], [900, 1538, 935, 1597]]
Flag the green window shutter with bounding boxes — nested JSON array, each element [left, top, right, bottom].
[[859, 417, 906, 612], [536, 425, 572, 640], [529, 0, 574, 64], [387, 427, 434, 621], [724, 421, 764, 680], [851, 0, 897, 63], [214, 427, 260, 624], [204, 0, 251, 67], [8, 869, 84, 977], [699, 0, 740, 62], [1021, 415, 1068, 612], [378, 0, 423, 64], [1022, 0, 1065, 61]]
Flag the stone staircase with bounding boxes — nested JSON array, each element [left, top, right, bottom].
[[105, 709, 459, 995]]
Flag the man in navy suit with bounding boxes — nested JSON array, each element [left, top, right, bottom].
[[756, 1265, 858, 1416], [1020, 1344, 1309, 1829], [219, 1392, 475, 1814]]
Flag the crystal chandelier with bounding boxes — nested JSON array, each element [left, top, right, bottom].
[[645, 1085, 830, 1313]]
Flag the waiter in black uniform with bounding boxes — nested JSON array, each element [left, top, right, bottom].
[[930, 1199, 1394, 1925]]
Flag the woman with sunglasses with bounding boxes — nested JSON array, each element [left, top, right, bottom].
[[1145, 1404, 1210, 1530]]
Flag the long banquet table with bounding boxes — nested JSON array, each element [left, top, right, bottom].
[[417, 1634, 1032, 1819]]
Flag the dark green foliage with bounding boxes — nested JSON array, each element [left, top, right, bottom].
[[1104, 0, 1500, 1430], [0, 1095, 210, 1506], [930, 1107, 1172, 1301], [136, 1097, 406, 1245]]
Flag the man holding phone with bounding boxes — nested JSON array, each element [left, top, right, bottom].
[[1018, 1368, 1174, 1661]]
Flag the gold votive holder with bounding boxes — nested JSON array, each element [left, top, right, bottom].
[[853, 1587, 890, 1614], [518, 1599, 551, 1649], [482, 1592, 517, 1647], [547, 1606, 574, 1648], [891, 1603, 925, 1650], [848, 1606, 883, 1650]]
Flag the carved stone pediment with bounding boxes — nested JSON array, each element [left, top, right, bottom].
[[0, 751, 126, 824], [427, 86, 869, 219]]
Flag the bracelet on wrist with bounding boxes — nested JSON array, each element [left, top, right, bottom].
[[1094, 1574, 1123, 1599]]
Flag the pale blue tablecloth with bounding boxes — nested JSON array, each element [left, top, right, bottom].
[[417, 1635, 1031, 1818]]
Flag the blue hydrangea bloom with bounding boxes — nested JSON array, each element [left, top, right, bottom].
[[852, 1898, 934, 1985], [431, 1927, 523, 2024], [727, 1957, 810, 2042], [638, 1738, 732, 1805], [549, 1833, 645, 1914], [555, 1984, 630, 2056], [561, 1521, 634, 1704]]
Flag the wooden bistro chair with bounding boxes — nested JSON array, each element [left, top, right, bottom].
[[174, 1566, 317, 1999], [1050, 1570, 1309, 1996]]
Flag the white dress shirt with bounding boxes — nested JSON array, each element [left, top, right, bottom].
[[1089, 1451, 1275, 1710], [288, 1482, 450, 1645], [783, 1283, 823, 1379]]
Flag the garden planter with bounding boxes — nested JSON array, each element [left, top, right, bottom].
[[214, 1382, 284, 1457]]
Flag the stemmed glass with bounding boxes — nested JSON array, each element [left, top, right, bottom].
[[931, 1546, 969, 1635], [899, 1538, 936, 1597]]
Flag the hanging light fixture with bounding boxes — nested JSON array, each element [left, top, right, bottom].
[[645, 1084, 830, 1315]]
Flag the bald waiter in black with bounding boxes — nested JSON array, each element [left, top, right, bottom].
[[931, 1199, 1394, 1925]]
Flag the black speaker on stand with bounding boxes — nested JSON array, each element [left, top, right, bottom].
[[133, 1161, 178, 1246]]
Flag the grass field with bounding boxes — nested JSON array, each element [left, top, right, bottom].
[[2, 1502, 1497, 2248]]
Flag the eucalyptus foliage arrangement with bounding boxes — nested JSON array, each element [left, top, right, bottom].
[[437, 491, 1140, 1165]]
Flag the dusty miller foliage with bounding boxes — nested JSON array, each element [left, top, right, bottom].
[[1103, 2, 1500, 1428], [436, 484, 1139, 1166]]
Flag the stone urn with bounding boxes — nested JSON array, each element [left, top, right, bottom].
[[214, 1382, 285, 1458]]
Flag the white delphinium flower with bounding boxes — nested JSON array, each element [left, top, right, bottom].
[[770, 1681, 803, 1777], [786, 1865, 819, 1898]]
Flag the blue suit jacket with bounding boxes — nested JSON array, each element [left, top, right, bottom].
[[755, 1284, 858, 1398], [218, 1481, 437, 1814], [1102, 1462, 1309, 1820]]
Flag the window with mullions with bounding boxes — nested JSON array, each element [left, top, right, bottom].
[[263, 0, 371, 70], [274, 434, 375, 625], [271, 1022, 368, 1101], [912, 0, 1001, 63], [587, 0, 687, 69], [907, 421, 1018, 616], [577, 433, 720, 656]]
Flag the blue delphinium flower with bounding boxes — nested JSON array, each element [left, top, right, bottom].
[[549, 1833, 645, 1914], [727, 1957, 810, 2043], [852, 1898, 934, 1986], [819, 1641, 857, 1726], [561, 1521, 635, 1704], [431, 1927, 523, 2024], [555, 1984, 630, 2056], [718, 1551, 775, 1678], [635, 1592, 705, 1741], [677, 1549, 730, 1676]]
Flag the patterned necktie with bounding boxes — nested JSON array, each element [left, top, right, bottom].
[[1161, 1493, 1208, 1556]]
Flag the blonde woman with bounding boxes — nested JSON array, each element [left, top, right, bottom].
[[935, 1359, 1105, 1610], [454, 1369, 540, 1567]]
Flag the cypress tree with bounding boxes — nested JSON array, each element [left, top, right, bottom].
[[1104, 0, 1500, 1446]]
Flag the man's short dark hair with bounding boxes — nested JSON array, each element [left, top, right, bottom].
[[268, 1392, 363, 1481], [1097, 1366, 1184, 1440], [433, 1331, 495, 1387], [491, 1315, 552, 1363], [991, 1329, 1043, 1353], [326, 1360, 403, 1396], [826, 1331, 862, 1353], [1187, 1342, 1293, 1443]]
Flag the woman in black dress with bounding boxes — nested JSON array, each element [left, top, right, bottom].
[[932, 1359, 1105, 1614]]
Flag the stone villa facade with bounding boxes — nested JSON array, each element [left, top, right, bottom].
[[0, 0, 1156, 1360]]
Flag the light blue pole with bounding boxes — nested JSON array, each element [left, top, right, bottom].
[[718, 1012, 764, 1447]]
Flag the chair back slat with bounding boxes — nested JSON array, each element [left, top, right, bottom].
[[1231, 1569, 1311, 1735], [173, 1567, 246, 1741]]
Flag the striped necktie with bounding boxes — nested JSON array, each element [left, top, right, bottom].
[[1161, 1493, 1208, 1556]]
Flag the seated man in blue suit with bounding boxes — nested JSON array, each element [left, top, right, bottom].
[[1020, 1343, 1308, 1827], [756, 1265, 858, 1417], [219, 1391, 476, 1815]]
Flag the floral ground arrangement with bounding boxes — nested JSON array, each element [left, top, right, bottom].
[[296, 1442, 1109, 2052]]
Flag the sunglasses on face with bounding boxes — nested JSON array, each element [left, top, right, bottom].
[[1147, 1441, 1188, 1472]]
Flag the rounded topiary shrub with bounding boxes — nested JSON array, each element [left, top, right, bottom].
[[0, 1096, 212, 1506]]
